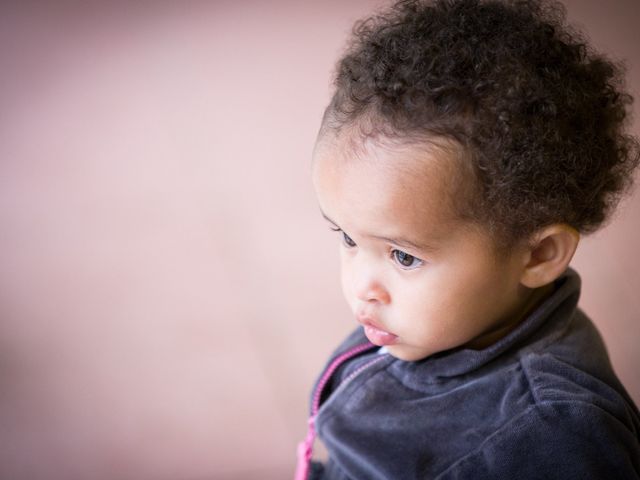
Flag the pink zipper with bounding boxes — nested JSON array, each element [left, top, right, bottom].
[[294, 342, 386, 480]]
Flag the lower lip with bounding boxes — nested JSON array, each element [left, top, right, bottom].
[[363, 324, 398, 346]]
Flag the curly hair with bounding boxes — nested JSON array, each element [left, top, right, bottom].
[[322, 0, 639, 250]]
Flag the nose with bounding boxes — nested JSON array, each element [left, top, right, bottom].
[[356, 282, 391, 304], [353, 263, 391, 305]]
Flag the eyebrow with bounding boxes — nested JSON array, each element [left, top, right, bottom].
[[321, 211, 439, 253]]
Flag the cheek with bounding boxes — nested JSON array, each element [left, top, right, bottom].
[[394, 279, 434, 317], [339, 254, 354, 306], [392, 272, 457, 332]]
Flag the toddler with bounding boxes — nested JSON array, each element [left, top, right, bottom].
[[296, 0, 640, 478]]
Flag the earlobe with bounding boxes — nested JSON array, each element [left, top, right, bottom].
[[520, 224, 580, 288]]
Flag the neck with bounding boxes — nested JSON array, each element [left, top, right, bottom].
[[465, 283, 555, 350]]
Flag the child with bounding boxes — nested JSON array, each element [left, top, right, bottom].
[[295, 0, 640, 478]]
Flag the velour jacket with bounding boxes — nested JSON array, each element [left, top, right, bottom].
[[298, 268, 640, 479]]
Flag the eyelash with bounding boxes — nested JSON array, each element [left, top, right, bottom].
[[329, 227, 424, 270]]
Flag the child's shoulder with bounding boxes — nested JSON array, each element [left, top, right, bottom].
[[437, 304, 640, 478], [519, 329, 631, 414], [441, 393, 640, 479], [449, 298, 640, 477], [447, 347, 640, 478]]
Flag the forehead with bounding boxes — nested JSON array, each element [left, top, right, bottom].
[[312, 135, 465, 245]]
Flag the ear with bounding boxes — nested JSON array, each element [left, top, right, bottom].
[[520, 224, 580, 288]]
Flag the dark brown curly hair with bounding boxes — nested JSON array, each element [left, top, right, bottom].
[[321, 0, 639, 250]]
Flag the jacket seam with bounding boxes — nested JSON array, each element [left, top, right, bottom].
[[519, 357, 540, 405]]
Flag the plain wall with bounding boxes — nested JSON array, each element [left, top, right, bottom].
[[0, 1, 638, 479]]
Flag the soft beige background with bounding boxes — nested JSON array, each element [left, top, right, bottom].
[[0, 1, 638, 479]]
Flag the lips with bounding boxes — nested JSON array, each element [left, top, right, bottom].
[[357, 314, 398, 346]]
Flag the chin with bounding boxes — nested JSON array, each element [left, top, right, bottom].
[[387, 345, 431, 362]]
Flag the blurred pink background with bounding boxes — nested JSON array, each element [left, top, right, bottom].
[[0, 1, 638, 479]]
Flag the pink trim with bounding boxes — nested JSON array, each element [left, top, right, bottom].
[[294, 417, 315, 480], [311, 342, 375, 416], [294, 341, 379, 480]]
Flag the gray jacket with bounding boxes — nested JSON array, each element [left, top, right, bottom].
[[305, 268, 640, 479]]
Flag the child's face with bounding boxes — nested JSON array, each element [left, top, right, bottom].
[[312, 135, 535, 362]]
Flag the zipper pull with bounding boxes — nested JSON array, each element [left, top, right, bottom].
[[293, 416, 316, 480]]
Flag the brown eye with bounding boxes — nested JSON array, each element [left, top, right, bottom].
[[329, 226, 356, 248], [392, 249, 423, 269], [342, 232, 356, 247]]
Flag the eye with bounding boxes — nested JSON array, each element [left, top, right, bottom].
[[330, 227, 356, 248], [392, 249, 423, 269], [341, 232, 356, 248]]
